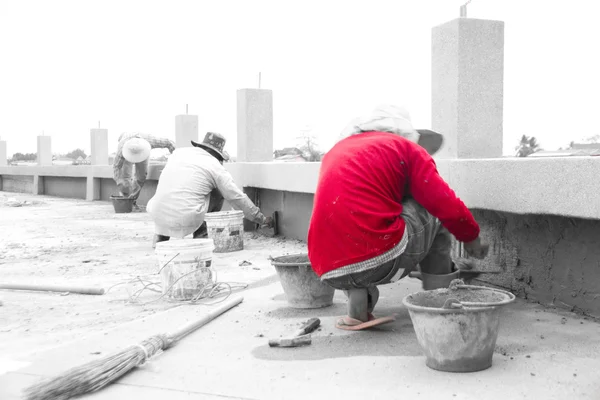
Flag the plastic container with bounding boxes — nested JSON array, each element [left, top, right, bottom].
[[204, 210, 244, 253], [402, 284, 515, 372], [155, 239, 215, 301], [110, 195, 134, 213], [271, 253, 335, 309]]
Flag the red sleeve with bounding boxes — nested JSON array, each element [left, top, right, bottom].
[[406, 145, 480, 243]]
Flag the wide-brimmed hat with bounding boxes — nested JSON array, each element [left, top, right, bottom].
[[339, 104, 444, 155], [191, 132, 230, 161], [122, 138, 151, 163]]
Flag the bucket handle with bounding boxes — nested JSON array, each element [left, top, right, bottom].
[[442, 298, 463, 309]]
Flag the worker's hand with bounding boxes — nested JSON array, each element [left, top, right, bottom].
[[463, 237, 489, 259], [261, 216, 274, 229]]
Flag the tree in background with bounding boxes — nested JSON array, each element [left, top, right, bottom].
[[515, 135, 541, 157], [10, 152, 37, 161], [296, 126, 322, 162], [581, 134, 600, 144], [65, 148, 87, 159]]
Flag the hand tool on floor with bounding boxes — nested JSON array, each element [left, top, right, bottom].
[[23, 296, 244, 400], [0, 283, 105, 295], [268, 317, 321, 348]]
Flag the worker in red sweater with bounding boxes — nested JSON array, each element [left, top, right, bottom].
[[308, 105, 489, 331]]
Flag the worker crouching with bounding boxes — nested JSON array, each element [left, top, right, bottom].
[[147, 132, 273, 248], [307, 105, 489, 331]]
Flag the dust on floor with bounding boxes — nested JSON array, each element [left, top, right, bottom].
[[0, 193, 306, 360]]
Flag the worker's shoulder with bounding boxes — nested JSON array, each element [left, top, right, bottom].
[[172, 147, 223, 168]]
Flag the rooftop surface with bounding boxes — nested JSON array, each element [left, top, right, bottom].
[[1, 194, 599, 400]]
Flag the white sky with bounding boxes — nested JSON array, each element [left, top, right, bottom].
[[1, 0, 599, 157]]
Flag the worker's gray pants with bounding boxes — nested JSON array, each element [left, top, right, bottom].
[[154, 189, 225, 244], [115, 159, 149, 201], [322, 198, 453, 310]]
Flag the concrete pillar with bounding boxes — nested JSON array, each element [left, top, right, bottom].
[[0, 140, 7, 165], [90, 129, 109, 165], [175, 115, 199, 148], [37, 135, 52, 166], [86, 173, 101, 201], [432, 18, 504, 159], [33, 175, 44, 195], [237, 89, 273, 162]]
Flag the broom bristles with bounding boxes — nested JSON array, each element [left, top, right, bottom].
[[24, 334, 168, 400]]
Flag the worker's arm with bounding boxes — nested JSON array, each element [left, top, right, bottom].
[[211, 164, 267, 225], [406, 146, 480, 243], [138, 134, 176, 153]]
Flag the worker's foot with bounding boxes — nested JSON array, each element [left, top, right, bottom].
[[336, 314, 396, 331], [192, 223, 208, 239], [336, 288, 395, 331], [152, 234, 170, 249]]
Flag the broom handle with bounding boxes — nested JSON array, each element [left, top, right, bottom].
[[167, 296, 243, 344], [0, 283, 105, 295]]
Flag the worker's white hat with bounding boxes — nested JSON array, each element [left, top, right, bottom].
[[339, 104, 444, 155], [122, 138, 151, 163]]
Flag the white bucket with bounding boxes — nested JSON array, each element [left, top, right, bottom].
[[204, 210, 244, 253], [155, 239, 214, 301]]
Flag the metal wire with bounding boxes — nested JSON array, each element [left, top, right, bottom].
[[105, 252, 248, 306]]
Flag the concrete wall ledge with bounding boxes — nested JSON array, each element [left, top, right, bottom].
[[0, 163, 165, 180], [229, 157, 600, 220], [2, 157, 600, 221]]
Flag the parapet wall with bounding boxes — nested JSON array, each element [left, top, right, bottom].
[[2, 157, 600, 317]]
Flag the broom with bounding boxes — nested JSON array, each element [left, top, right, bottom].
[[23, 296, 243, 400]]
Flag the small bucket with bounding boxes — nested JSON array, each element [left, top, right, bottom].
[[110, 195, 134, 213], [155, 239, 215, 301], [204, 210, 244, 253], [271, 254, 335, 309], [402, 284, 515, 372]]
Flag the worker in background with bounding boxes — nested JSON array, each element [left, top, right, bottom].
[[113, 133, 176, 206], [307, 105, 489, 331], [147, 132, 273, 248]]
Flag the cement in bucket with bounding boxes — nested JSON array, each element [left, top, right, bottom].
[[205, 210, 244, 253], [271, 254, 335, 309], [155, 239, 215, 301], [402, 283, 515, 372]]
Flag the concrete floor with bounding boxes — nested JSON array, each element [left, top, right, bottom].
[[1, 194, 599, 400]]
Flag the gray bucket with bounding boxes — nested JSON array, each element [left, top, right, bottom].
[[271, 254, 335, 309]]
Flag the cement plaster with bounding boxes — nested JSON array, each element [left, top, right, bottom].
[[471, 210, 600, 318], [251, 188, 315, 241]]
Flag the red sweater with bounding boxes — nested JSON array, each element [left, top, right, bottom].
[[307, 131, 479, 277]]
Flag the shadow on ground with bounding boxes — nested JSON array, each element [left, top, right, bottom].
[[253, 305, 421, 361], [251, 323, 420, 361]]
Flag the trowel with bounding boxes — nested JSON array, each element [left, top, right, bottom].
[[409, 269, 501, 284], [409, 258, 501, 284]]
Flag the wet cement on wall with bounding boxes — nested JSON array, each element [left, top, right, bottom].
[[247, 188, 314, 241], [469, 210, 600, 318]]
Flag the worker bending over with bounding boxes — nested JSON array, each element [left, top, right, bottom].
[[113, 132, 175, 204]]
